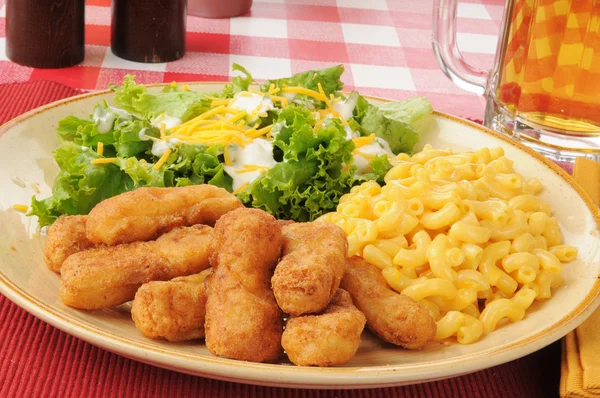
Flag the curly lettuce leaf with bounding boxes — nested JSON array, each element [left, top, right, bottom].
[[189, 146, 233, 190], [114, 121, 154, 158], [110, 75, 212, 122], [242, 105, 355, 221], [377, 96, 434, 131], [57, 116, 93, 142], [115, 157, 166, 187], [360, 107, 418, 154], [29, 143, 134, 226], [222, 64, 255, 98], [260, 65, 344, 96], [30, 139, 232, 226], [357, 155, 393, 184], [358, 96, 433, 154]]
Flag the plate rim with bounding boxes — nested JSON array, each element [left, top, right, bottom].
[[1, 83, 599, 388]]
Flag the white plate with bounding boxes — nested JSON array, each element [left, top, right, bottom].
[[0, 83, 599, 389]]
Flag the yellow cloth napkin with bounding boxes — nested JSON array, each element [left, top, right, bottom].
[[560, 157, 600, 398]]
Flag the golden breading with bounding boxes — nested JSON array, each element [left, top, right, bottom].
[[341, 256, 436, 349], [131, 270, 211, 342], [44, 215, 95, 273], [204, 208, 283, 363], [60, 225, 213, 309], [282, 289, 366, 367], [272, 222, 348, 316], [86, 185, 242, 245]]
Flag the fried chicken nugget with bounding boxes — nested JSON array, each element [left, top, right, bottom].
[[86, 185, 242, 245], [60, 225, 213, 309], [282, 289, 366, 367], [204, 208, 283, 363], [44, 215, 95, 273], [131, 269, 211, 342], [341, 256, 436, 349], [271, 222, 347, 316]]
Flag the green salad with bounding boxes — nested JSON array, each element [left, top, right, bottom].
[[29, 64, 433, 226]]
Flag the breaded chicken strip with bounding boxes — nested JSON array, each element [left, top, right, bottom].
[[282, 289, 366, 367], [60, 225, 213, 309], [341, 256, 436, 349], [86, 185, 242, 245], [44, 215, 95, 273], [205, 208, 283, 363], [131, 269, 211, 342], [272, 222, 347, 316]]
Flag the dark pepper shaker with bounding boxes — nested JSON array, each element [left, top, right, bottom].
[[5, 0, 85, 68], [111, 0, 187, 63]]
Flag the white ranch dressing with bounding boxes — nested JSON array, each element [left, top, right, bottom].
[[151, 114, 182, 129], [353, 138, 394, 175], [138, 128, 149, 141], [280, 92, 296, 102], [92, 106, 117, 134], [344, 125, 359, 140], [270, 121, 286, 138], [108, 106, 133, 120], [334, 94, 358, 120], [230, 91, 274, 121], [151, 138, 181, 157], [223, 138, 277, 191]]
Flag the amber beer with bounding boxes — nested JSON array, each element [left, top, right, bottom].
[[495, 0, 600, 134], [433, 0, 600, 161]]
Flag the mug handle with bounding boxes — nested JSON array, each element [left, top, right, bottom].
[[432, 0, 490, 95]]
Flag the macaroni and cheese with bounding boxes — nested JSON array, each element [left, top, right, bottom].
[[319, 145, 577, 344]]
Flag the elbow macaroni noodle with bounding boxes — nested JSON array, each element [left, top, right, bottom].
[[319, 145, 577, 344]]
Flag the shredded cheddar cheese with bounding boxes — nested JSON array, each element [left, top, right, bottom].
[[269, 95, 289, 108], [31, 183, 40, 194], [317, 83, 348, 126], [224, 147, 232, 166], [353, 150, 376, 159], [12, 204, 28, 213], [211, 99, 231, 107], [228, 111, 247, 124], [97, 142, 104, 156], [235, 164, 268, 174], [352, 134, 376, 148], [90, 158, 117, 165], [318, 83, 339, 118], [232, 183, 249, 195], [152, 149, 172, 170], [313, 119, 324, 132], [136, 86, 354, 170], [281, 86, 326, 102]]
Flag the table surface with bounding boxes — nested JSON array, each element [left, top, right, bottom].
[[0, 2, 566, 397], [0, 0, 504, 121]]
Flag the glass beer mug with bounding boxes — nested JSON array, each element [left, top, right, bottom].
[[433, 0, 600, 162]]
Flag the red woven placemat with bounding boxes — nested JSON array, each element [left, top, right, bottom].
[[0, 81, 561, 398]]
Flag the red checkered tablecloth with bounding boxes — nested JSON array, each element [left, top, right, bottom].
[[0, 0, 503, 121]]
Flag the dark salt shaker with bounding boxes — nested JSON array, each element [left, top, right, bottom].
[[111, 0, 187, 63], [6, 0, 85, 68]]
